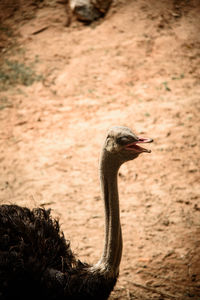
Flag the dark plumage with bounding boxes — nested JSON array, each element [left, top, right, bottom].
[[0, 126, 153, 300], [0, 205, 116, 300]]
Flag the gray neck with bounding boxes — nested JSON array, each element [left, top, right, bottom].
[[96, 149, 123, 278]]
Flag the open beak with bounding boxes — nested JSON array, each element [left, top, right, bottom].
[[125, 137, 153, 153]]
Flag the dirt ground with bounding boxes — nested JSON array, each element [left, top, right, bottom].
[[0, 0, 200, 299]]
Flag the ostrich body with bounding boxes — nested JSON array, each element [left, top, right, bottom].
[[0, 126, 153, 300]]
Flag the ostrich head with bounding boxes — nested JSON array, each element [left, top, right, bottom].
[[104, 126, 153, 164]]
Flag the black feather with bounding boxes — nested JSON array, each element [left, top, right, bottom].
[[0, 205, 117, 300]]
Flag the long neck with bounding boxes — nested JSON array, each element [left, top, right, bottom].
[[97, 149, 122, 278]]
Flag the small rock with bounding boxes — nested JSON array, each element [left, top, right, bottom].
[[162, 218, 170, 226], [70, 0, 112, 22], [194, 204, 200, 211]]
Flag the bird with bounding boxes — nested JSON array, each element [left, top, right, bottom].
[[0, 126, 153, 300]]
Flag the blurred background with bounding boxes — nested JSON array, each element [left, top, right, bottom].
[[0, 0, 200, 298]]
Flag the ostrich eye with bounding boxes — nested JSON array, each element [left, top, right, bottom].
[[116, 136, 130, 145]]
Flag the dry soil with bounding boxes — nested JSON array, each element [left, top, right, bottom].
[[0, 0, 200, 299]]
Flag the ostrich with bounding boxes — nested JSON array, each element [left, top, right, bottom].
[[0, 126, 153, 300]]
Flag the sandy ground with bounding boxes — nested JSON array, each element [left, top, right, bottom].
[[0, 0, 200, 299]]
